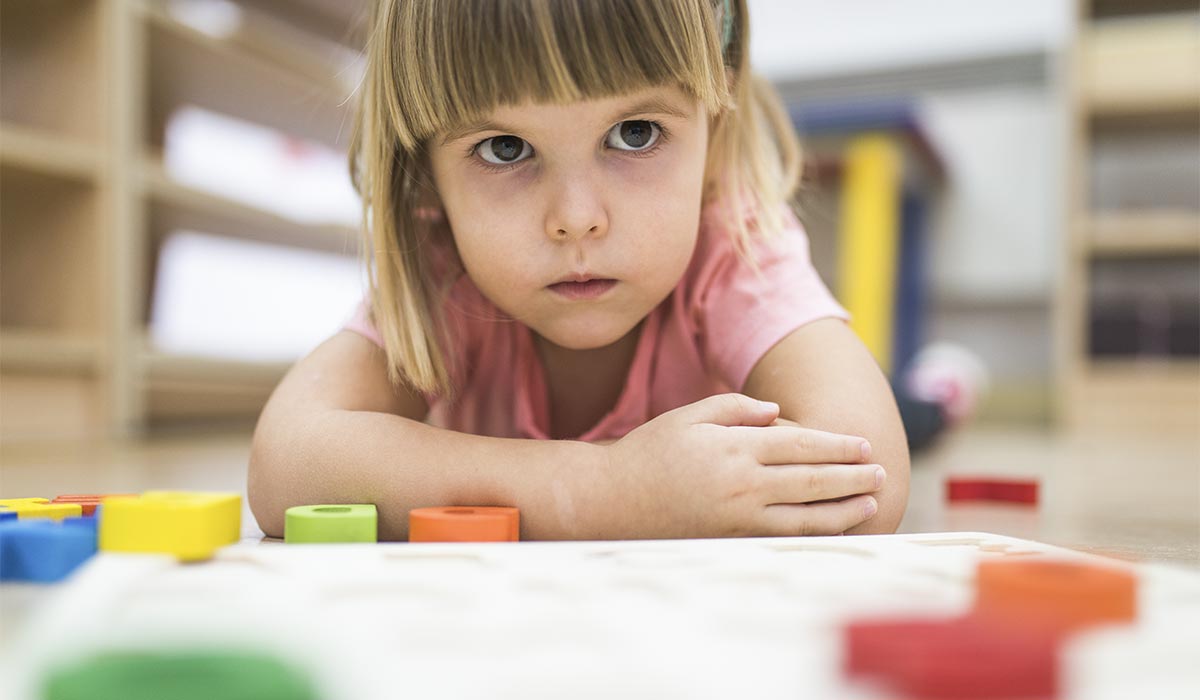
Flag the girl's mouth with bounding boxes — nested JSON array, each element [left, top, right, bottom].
[[547, 279, 617, 300]]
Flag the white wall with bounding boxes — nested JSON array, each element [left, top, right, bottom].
[[748, 0, 1071, 80], [920, 86, 1063, 302]]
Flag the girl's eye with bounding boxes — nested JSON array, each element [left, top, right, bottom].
[[605, 120, 660, 151], [476, 135, 533, 165]]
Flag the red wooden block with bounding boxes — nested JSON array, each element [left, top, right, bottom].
[[946, 478, 1038, 505], [844, 614, 1060, 699]]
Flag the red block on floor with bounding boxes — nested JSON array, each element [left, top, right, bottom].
[[946, 478, 1038, 505], [843, 614, 1060, 699]]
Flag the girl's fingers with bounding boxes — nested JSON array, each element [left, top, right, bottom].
[[762, 463, 885, 504], [740, 425, 870, 465], [761, 494, 879, 536]]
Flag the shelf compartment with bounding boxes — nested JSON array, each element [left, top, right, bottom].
[[0, 165, 102, 335], [0, 121, 102, 181], [144, 5, 356, 152], [1088, 113, 1199, 213], [1080, 14, 1200, 115], [1087, 255, 1199, 358], [0, 0, 101, 139]]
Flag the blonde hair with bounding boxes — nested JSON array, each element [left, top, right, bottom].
[[348, 0, 802, 399]]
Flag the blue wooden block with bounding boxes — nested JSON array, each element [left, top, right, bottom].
[[0, 518, 98, 583], [0, 507, 15, 523]]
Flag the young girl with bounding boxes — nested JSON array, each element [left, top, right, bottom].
[[248, 0, 909, 542]]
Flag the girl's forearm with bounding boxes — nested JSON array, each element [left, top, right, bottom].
[[247, 410, 609, 541]]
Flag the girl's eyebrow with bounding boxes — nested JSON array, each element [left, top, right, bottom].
[[439, 96, 692, 146]]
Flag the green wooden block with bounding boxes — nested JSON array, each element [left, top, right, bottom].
[[42, 650, 318, 700], [284, 504, 377, 543]]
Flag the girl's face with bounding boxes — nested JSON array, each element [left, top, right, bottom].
[[429, 84, 709, 351]]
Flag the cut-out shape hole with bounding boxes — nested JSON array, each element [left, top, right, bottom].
[[383, 551, 486, 566], [768, 544, 876, 558], [919, 538, 988, 548], [314, 507, 351, 514], [613, 551, 707, 568], [444, 508, 476, 515]]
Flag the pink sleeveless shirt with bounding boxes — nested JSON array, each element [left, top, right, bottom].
[[342, 204, 848, 442]]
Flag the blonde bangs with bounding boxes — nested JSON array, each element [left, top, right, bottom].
[[377, 0, 731, 150]]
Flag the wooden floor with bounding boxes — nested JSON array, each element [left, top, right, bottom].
[[903, 425, 1199, 566], [2, 423, 1197, 566]]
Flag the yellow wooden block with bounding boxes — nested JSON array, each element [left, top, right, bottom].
[[0, 498, 50, 507], [0, 499, 82, 521], [98, 491, 241, 562]]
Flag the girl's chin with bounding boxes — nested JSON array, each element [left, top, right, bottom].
[[536, 316, 638, 351]]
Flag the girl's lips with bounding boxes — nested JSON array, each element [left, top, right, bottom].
[[548, 279, 617, 300]]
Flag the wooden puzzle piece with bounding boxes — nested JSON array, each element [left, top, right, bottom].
[[98, 491, 240, 562]]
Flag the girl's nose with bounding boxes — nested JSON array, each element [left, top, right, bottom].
[[551, 225, 600, 242], [544, 176, 609, 242]]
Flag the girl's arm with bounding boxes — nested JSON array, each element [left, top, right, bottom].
[[247, 331, 607, 541], [741, 318, 911, 534], [251, 327, 886, 541]]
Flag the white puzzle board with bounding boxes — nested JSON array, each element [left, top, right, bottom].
[[6, 532, 1200, 700]]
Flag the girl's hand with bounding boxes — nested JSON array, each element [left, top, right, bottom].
[[596, 393, 883, 539]]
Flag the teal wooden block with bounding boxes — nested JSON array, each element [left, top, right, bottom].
[[284, 505, 377, 544]]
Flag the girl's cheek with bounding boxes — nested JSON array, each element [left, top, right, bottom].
[[465, 168, 539, 212]]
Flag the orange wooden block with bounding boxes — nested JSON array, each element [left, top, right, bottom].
[[409, 506, 519, 542], [974, 558, 1137, 631], [52, 494, 136, 517]]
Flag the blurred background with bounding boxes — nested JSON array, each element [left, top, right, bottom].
[[1, 1, 1197, 560]]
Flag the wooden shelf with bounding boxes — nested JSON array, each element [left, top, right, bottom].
[[143, 3, 356, 151], [0, 122, 101, 181], [0, 373, 106, 442], [1069, 358, 1200, 433], [141, 3, 354, 100], [1092, 1, 1200, 19], [1085, 211, 1200, 255], [141, 158, 358, 253], [2, 0, 370, 441], [1080, 14, 1200, 115], [140, 345, 290, 421], [0, 329, 102, 374], [1059, 2, 1200, 434], [238, 0, 369, 48], [141, 346, 291, 386]]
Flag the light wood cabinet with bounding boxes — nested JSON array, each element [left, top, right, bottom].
[[1058, 0, 1200, 434], [1, 0, 367, 441]]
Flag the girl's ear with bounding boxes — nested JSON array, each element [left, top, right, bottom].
[[415, 205, 445, 223], [414, 153, 447, 222]]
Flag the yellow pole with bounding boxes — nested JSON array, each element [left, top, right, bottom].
[[837, 134, 902, 374]]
